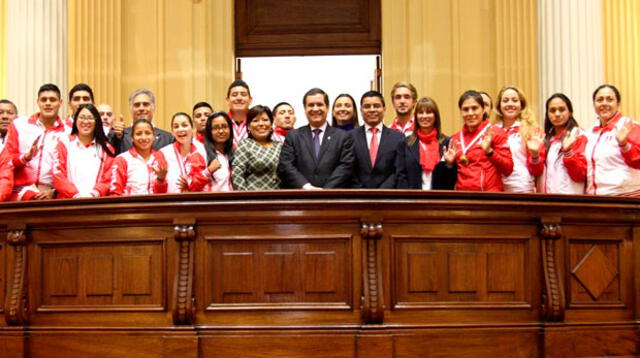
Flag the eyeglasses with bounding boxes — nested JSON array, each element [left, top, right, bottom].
[[78, 116, 96, 123], [212, 125, 230, 131]]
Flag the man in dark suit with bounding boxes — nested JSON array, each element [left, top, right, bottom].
[[278, 88, 354, 189], [108, 88, 173, 154], [350, 91, 405, 188]]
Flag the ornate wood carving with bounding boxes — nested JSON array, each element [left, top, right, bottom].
[[540, 217, 565, 322], [4, 224, 29, 326], [361, 221, 384, 324], [172, 219, 196, 325]]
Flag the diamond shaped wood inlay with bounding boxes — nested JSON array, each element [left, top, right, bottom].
[[572, 245, 618, 300]]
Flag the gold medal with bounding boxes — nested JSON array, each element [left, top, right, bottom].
[[460, 154, 469, 165]]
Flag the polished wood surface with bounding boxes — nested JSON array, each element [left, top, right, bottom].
[[1, 190, 639, 357], [235, 0, 381, 56]]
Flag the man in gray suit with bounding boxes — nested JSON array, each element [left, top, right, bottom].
[[109, 88, 173, 154], [278, 88, 354, 189]]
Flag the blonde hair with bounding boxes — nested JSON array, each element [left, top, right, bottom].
[[493, 86, 537, 144]]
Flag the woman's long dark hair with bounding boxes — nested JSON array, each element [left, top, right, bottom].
[[72, 103, 115, 157], [543, 93, 579, 151], [204, 111, 234, 165]]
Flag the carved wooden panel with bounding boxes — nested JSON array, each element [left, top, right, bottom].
[[201, 335, 356, 358], [39, 242, 164, 310], [207, 238, 351, 308], [235, 0, 381, 56], [393, 238, 528, 307], [569, 241, 621, 304], [0, 240, 4, 314]]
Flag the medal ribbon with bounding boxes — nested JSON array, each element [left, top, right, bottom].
[[459, 124, 490, 156]]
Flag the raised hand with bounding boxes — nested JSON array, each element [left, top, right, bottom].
[[561, 127, 579, 151], [444, 141, 459, 165], [153, 165, 168, 182], [24, 135, 41, 162], [480, 127, 493, 153], [208, 158, 221, 174], [113, 114, 125, 138], [616, 118, 633, 146], [526, 127, 544, 158]]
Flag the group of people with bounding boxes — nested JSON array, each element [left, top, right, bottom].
[[0, 78, 638, 201]]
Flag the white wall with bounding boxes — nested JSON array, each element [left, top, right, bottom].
[[241, 55, 377, 128]]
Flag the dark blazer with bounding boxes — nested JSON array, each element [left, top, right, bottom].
[[350, 125, 405, 188], [278, 124, 354, 188], [395, 136, 457, 189], [109, 126, 174, 155]]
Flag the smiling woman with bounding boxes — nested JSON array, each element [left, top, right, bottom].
[[585, 84, 640, 196], [231, 105, 282, 191], [158, 112, 208, 194]]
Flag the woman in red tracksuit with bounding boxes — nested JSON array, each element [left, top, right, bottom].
[[53, 103, 116, 198], [110, 119, 168, 196], [537, 93, 587, 194], [444, 90, 513, 191], [159, 112, 208, 193]]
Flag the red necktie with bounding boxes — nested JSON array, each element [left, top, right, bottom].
[[369, 127, 378, 166]]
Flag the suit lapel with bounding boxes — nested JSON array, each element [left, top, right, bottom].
[[354, 127, 373, 169], [301, 126, 318, 164], [316, 125, 335, 163], [408, 139, 421, 166]]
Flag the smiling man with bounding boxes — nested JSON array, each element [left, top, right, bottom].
[[4, 84, 68, 200], [0, 99, 18, 152], [350, 91, 405, 188], [225, 80, 253, 148], [278, 88, 354, 189], [66, 83, 94, 129], [109, 88, 173, 154], [390, 82, 418, 136]]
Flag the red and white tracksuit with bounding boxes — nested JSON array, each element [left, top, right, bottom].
[[499, 122, 545, 193], [230, 111, 247, 148], [110, 147, 168, 195], [538, 127, 587, 194], [586, 113, 640, 196], [203, 151, 232, 192], [159, 142, 208, 193], [390, 117, 414, 137], [450, 121, 514, 192], [195, 132, 205, 145], [53, 135, 115, 198], [0, 150, 14, 201], [4, 113, 69, 200]]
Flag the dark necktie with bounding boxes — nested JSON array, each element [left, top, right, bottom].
[[313, 128, 322, 158]]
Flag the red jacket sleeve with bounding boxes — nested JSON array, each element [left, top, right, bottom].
[[52, 140, 79, 198], [187, 152, 208, 192], [489, 127, 514, 176], [620, 124, 640, 169], [526, 142, 545, 177], [5, 122, 26, 168], [562, 135, 588, 183], [109, 156, 128, 196], [152, 151, 168, 194], [93, 150, 115, 197], [0, 151, 14, 201]]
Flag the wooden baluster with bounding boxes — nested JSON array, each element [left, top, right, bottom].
[[172, 219, 196, 325], [4, 224, 29, 326], [361, 221, 384, 324], [540, 217, 565, 322]]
